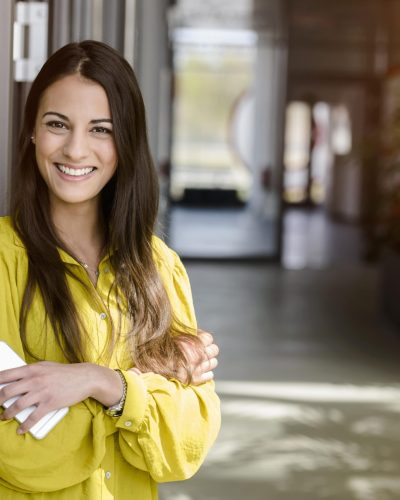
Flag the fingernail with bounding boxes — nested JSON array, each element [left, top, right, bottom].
[[17, 428, 24, 435]]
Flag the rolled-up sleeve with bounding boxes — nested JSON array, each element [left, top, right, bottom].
[[115, 241, 221, 482], [116, 372, 220, 482]]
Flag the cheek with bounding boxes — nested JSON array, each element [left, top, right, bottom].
[[35, 133, 62, 163], [99, 142, 118, 170]]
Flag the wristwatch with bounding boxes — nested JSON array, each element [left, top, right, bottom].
[[105, 369, 127, 417]]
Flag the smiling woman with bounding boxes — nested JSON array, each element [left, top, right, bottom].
[[0, 40, 220, 500]]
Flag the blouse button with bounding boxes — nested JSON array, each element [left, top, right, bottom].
[[99, 312, 107, 320], [124, 420, 132, 427], [105, 471, 112, 480]]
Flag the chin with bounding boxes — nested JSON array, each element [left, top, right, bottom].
[[52, 191, 100, 206]]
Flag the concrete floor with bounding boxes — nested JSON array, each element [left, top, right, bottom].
[[159, 211, 400, 500]]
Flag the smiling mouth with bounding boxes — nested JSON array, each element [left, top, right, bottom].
[[54, 163, 96, 177]]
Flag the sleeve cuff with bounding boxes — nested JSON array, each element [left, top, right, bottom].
[[114, 370, 149, 432]]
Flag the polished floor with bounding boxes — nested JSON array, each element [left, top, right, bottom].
[[168, 204, 277, 259], [159, 210, 400, 500]]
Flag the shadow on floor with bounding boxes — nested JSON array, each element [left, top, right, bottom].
[[160, 260, 400, 500]]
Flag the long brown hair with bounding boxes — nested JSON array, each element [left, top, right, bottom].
[[11, 40, 201, 380]]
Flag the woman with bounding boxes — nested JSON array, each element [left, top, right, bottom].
[[0, 40, 220, 499]]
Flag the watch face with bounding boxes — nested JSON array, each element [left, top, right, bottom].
[[105, 407, 123, 417]]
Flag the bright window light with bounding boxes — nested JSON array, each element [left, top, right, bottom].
[[331, 104, 352, 155]]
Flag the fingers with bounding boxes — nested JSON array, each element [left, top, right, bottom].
[[205, 343, 219, 359], [191, 371, 214, 385], [0, 390, 51, 435], [197, 330, 219, 361], [197, 330, 214, 347], [0, 379, 32, 407], [0, 392, 38, 422], [178, 339, 202, 365], [173, 330, 220, 385], [198, 356, 218, 373], [16, 404, 51, 435], [0, 365, 28, 385], [190, 357, 218, 386]]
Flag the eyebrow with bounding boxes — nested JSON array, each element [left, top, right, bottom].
[[42, 111, 113, 124]]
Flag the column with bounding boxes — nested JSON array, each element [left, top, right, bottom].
[[251, 32, 288, 223], [0, 0, 14, 215], [135, 0, 171, 162]]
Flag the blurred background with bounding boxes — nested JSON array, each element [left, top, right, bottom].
[[1, 0, 400, 498]]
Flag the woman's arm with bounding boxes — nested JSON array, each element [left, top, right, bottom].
[[0, 362, 123, 431], [115, 371, 221, 482], [113, 244, 221, 482], [0, 330, 220, 433]]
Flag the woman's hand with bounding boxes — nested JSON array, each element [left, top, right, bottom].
[[0, 362, 123, 434], [129, 329, 219, 385], [186, 330, 219, 384]]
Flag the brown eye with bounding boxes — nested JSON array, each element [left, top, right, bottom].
[[46, 121, 67, 129], [91, 126, 112, 135]]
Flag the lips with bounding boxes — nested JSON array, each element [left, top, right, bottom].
[[54, 163, 96, 177]]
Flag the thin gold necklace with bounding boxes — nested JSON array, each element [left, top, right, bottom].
[[77, 259, 100, 277]]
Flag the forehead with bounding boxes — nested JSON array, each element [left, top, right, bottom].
[[37, 74, 111, 118]]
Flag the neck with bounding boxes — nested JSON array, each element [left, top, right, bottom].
[[51, 199, 105, 263]]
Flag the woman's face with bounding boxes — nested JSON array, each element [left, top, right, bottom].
[[33, 73, 118, 210]]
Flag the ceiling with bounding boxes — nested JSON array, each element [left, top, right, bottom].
[[170, 0, 254, 30], [170, 0, 400, 74], [171, 0, 393, 44]]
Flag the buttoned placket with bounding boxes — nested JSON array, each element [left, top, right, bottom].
[[61, 250, 113, 322], [63, 254, 117, 498], [100, 433, 117, 498]]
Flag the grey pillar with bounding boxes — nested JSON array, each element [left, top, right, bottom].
[[124, 0, 138, 66], [103, 0, 125, 52], [0, 0, 14, 215], [51, 0, 71, 51], [252, 32, 287, 220], [135, 0, 170, 162]]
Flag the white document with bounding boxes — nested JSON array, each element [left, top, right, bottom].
[[0, 341, 69, 439]]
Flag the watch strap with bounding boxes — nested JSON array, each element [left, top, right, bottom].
[[105, 369, 127, 417]]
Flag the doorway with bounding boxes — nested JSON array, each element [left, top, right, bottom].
[[282, 87, 364, 269]]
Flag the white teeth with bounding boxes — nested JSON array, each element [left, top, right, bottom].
[[56, 164, 94, 176]]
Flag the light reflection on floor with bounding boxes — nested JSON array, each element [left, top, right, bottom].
[[160, 381, 400, 500]]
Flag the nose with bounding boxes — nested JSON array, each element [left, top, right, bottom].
[[62, 129, 90, 161]]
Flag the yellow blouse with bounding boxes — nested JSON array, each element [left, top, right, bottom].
[[0, 216, 220, 500]]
